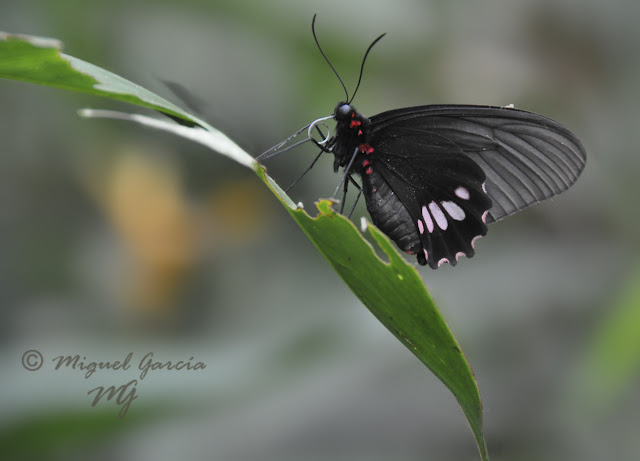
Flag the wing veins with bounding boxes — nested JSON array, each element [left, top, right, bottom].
[[495, 130, 571, 191]]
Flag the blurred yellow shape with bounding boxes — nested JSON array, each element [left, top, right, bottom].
[[101, 149, 199, 315], [206, 178, 270, 244], [89, 146, 270, 319]]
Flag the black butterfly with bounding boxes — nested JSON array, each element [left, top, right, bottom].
[[259, 16, 586, 269]]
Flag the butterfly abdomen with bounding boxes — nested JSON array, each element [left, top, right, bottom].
[[361, 167, 422, 257]]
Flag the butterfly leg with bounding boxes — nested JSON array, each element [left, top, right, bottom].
[[310, 124, 333, 153], [339, 174, 349, 214], [338, 175, 362, 216], [285, 149, 324, 193], [258, 120, 332, 162], [285, 123, 335, 192], [333, 147, 359, 198], [346, 176, 362, 218]]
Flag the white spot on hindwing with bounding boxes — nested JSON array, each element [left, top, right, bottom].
[[421, 205, 434, 233], [428, 201, 448, 230], [454, 186, 470, 200], [441, 201, 466, 221]]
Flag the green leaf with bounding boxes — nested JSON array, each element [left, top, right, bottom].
[[0, 32, 187, 122], [1, 32, 489, 460], [0, 31, 254, 168], [260, 168, 488, 460]]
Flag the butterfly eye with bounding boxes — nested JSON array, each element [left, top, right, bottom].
[[335, 103, 352, 119]]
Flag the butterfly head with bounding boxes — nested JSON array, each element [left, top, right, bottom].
[[333, 101, 369, 131], [334, 102, 354, 121], [329, 103, 372, 173]]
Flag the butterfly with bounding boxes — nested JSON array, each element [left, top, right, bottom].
[[258, 16, 587, 269]]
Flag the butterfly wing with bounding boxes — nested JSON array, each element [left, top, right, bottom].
[[370, 105, 587, 223], [367, 127, 492, 268]]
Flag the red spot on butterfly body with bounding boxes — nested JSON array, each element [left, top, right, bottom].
[[350, 120, 362, 128], [359, 143, 374, 154], [365, 167, 373, 175], [362, 160, 370, 167]]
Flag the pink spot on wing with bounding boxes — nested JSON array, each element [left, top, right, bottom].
[[455, 251, 466, 262], [429, 201, 448, 230], [454, 186, 470, 200], [471, 235, 483, 249], [442, 201, 465, 221], [482, 182, 487, 194], [421, 205, 434, 233], [482, 211, 489, 223], [438, 258, 449, 267], [417, 219, 424, 234], [423, 250, 429, 261]]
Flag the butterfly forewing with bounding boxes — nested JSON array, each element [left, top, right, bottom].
[[370, 105, 587, 223]]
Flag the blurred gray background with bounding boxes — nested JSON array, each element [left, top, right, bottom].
[[1, 0, 639, 460]]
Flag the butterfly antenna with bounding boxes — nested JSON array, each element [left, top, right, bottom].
[[349, 32, 386, 104], [312, 14, 349, 102]]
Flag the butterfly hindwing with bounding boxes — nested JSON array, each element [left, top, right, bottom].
[[367, 130, 492, 268]]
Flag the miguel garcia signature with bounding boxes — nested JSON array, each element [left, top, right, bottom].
[[52, 352, 205, 379], [49, 352, 206, 417]]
